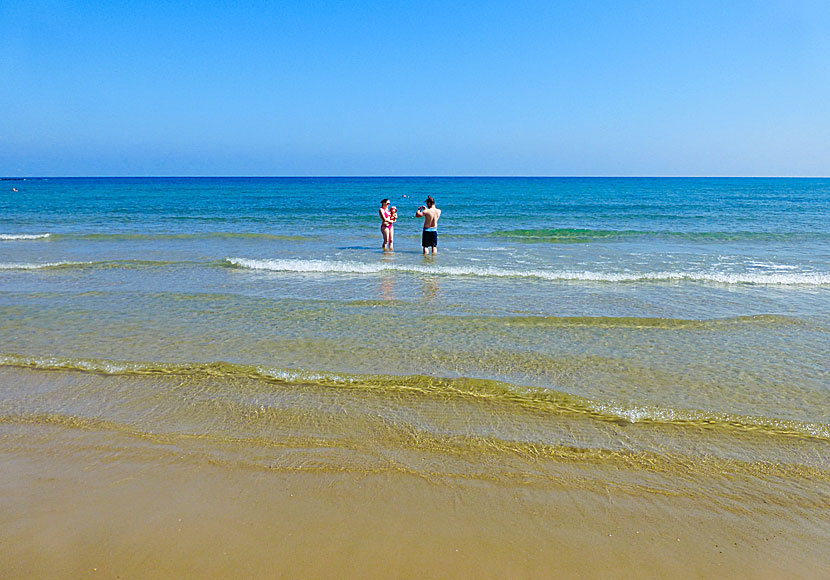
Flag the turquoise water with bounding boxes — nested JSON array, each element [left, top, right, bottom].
[[1, 177, 828, 483]]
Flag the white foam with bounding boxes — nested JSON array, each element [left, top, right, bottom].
[[225, 258, 830, 286], [588, 401, 682, 424], [586, 400, 830, 438], [747, 261, 799, 270], [0, 354, 150, 375], [0, 261, 88, 270], [255, 366, 357, 384], [0, 233, 51, 240]]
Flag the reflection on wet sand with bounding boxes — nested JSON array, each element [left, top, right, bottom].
[[380, 275, 396, 301], [421, 275, 440, 301]]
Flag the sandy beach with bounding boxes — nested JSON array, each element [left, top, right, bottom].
[[2, 361, 828, 579], [3, 423, 828, 580]]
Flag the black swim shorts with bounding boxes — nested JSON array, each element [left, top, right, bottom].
[[422, 229, 438, 248]]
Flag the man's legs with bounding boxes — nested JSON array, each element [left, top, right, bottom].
[[422, 230, 437, 255]]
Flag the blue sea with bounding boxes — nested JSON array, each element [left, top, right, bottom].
[[2, 176, 829, 423], [1, 178, 829, 575]]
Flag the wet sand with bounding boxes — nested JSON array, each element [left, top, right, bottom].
[[2, 427, 827, 579]]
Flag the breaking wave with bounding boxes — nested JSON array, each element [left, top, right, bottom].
[[225, 258, 830, 286], [1, 353, 827, 441], [0, 261, 90, 270], [0, 233, 51, 240], [52, 232, 314, 241]]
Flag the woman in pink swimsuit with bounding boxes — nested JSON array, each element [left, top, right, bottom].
[[379, 199, 396, 250]]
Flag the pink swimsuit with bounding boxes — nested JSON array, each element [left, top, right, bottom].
[[381, 209, 394, 229]]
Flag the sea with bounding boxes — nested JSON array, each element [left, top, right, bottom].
[[1, 177, 829, 577]]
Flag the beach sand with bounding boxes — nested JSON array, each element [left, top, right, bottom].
[[2, 424, 827, 580]]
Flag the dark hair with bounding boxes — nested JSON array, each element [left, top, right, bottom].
[[426, 195, 435, 207], [380, 198, 390, 206]]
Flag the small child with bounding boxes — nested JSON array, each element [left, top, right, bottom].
[[389, 206, 398, 224]]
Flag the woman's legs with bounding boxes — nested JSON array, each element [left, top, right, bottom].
[[381, 225, 390, 249], [387, 226, 394, 250]]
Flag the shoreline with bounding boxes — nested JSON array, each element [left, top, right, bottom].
[[2, 424, 828, 579], [2, 176, 828, 578]]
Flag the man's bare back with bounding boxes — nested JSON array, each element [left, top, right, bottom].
[[420, 207, 441, 229], [416, 196, 441, 254]]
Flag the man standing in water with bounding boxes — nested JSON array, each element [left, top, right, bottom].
[[415, 196, 441, 255]]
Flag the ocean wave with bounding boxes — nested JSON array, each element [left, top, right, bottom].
[[49, 232, 314, 242], [0, 260, 201, 270], [0, 260, 185, 271], [0, 261, 90, 270], [747, 261, 799, 270], [0, 233, 51, 240], [2, 353, 827, 441], [489, 228, 642, 242], [489, 228, 825, 243], [449, 313, 803, 330], [225, 258, 830, 286], [0, 232, 316, 242]]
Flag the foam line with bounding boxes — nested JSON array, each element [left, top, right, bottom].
[[224, 258, 830, 286], [0, 233, 51, 240]]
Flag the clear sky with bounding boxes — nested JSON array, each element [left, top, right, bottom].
[[2, 1, 828, 176]]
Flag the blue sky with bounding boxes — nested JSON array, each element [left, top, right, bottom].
[[2, 1, 828, 176]]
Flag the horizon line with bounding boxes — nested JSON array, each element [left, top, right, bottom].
[[3, 175, 829, 180]]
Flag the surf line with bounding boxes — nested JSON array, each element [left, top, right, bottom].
[[224, 258, 830, 286]]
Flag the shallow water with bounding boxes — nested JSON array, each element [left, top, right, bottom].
[[1, 177, 829, 577]]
